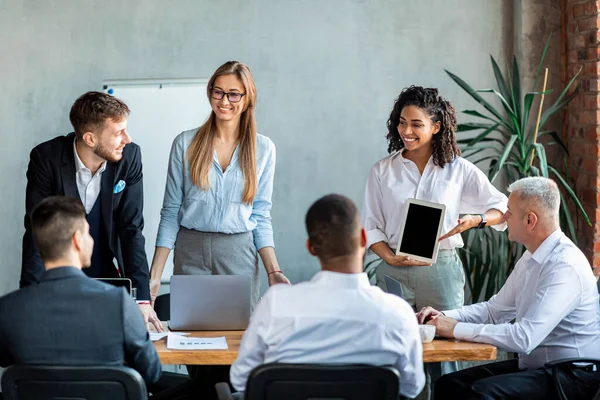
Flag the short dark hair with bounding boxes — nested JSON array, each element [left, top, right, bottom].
[[31, 196, 87, 262], [69, 91, 130, 139], [305, 194, 361, 262]]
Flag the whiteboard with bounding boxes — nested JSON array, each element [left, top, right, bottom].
[[103, 79, 212, 282]]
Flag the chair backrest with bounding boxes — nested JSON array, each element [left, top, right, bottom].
[[1, 365, 147, 400], [154, 293, 170, 321], [244, 363, 400, 400]]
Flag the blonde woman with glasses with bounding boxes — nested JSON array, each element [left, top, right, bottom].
[[149, 61, 290, 311]]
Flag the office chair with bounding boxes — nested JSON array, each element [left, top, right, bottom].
[[215, 363, 400, 400], [545, 358, 600, 400], [154, 293, 171, 321], [1, 365, 146, 400]]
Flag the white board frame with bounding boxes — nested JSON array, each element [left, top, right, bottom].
[[103, 78, 211, 283]]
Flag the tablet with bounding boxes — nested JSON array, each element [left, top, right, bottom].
[[395, 198, 446, 264]]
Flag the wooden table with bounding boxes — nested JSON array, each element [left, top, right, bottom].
[[154, 331, 497, 365]]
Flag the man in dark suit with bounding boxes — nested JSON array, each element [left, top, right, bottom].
[[1, 196, 162, 386], [21, 91, 162, 331]]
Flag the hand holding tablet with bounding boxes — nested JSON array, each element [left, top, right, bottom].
[[385, 254, 431, 267]]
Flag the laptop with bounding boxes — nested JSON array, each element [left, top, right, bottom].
[[384, 275, 404, 299], [170, 275, 251, 331], [95, 278, 132, 295], [395, 198, 446, 264]]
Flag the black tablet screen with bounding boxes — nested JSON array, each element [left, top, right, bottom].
[[399, 203, 443, 258]]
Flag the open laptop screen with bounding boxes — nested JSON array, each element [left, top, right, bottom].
[[95, 278, 132, 295]]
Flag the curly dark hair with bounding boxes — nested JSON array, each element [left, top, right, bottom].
[[386, 86, 460, 168]]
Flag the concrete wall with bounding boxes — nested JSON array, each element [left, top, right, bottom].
[[0, 0, 513, 296]]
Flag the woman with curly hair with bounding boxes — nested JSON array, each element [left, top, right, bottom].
[[361, 86, 508, 395]]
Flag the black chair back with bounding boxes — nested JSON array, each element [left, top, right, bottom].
[[154, 293, 170, 321], [244, 363, 399, 400], [1, 365, 147, 400], [546, 358, 600, 400]]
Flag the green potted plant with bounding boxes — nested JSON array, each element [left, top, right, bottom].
[[445, 36, 590, 302]]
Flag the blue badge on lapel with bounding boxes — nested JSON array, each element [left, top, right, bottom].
[[113, 180, 126, 194]]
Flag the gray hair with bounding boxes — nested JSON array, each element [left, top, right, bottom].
[[507, 177, 560, 220]]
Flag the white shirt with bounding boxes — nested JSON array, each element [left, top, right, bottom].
[[230, 271, 425, 399], [362, 152, 508, 250], [446, 229, 600, 369], [73, 139, 106, 214]]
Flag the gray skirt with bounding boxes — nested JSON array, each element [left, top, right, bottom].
[[173, 227, 260, 307], [375, 249, 465, 311]]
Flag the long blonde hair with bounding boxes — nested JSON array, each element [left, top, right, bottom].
[[187, 61, 257, 204]]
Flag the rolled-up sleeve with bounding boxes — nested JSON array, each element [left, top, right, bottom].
[[362, 163, 388, 249], [156, 134, 185, 249], [460, 165, 508, 231], [252, 139, 275, 251]]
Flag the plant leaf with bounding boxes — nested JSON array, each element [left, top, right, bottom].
[[458, 122, 494, 132], [531, 143, 549, 177], [537, 131, 569, 156], [490, 135, 519, 183], [521, 90, 553, 137], [475, 89, 517, 117], [538, 69, 582, 130], [490, 55, 516, 118], [531, 33, 552, 92], [548, 165, 592, 226], [559, 192, 577, 243], [490, 55, 511, 103], [445, 69, 510, 129], [461, 124, 502, 147], [512, 56, 523, 122]]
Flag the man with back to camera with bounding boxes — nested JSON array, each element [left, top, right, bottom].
[[417, 177, 600, 400], [0, 196, 162, 387], [20, 91, 162, 331], [230, 194, 426, 399]]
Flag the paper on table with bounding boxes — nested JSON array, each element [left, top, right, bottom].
[[150, 332, 169, 341], [166, 332, 228, 350]]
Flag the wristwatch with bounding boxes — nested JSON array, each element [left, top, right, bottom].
[[476, 214, 487, 229]]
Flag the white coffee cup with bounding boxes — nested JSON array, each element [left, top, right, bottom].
[[419, 324, 436, 343]]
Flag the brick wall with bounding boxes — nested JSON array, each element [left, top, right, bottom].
[[564, 0, 600, 277]]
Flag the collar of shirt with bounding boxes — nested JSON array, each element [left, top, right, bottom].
[[527, 228, 563, 267], [398, 148, 433, 166], [310, 270, 371, 289], [73, 138, 106, 175]]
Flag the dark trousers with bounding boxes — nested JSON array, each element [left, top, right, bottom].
[[187, 365, 231, 400], [434, 359, 600, 400]]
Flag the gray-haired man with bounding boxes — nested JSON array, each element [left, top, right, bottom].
[[418, 177, 600, 400]]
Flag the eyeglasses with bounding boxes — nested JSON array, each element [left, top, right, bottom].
[[210, 89, 246, 103]]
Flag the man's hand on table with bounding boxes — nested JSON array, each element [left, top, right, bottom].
[[416, 306, 444, 324], [138, 303, 164, 332], [416, 306, 458, 339], [428, 315, 458, 339]]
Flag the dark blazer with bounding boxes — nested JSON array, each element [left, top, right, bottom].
[[0, 267, 161, 385], [21, 133, 151, 300]]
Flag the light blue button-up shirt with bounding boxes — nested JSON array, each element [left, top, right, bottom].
[[156, 128, 276, 251]]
